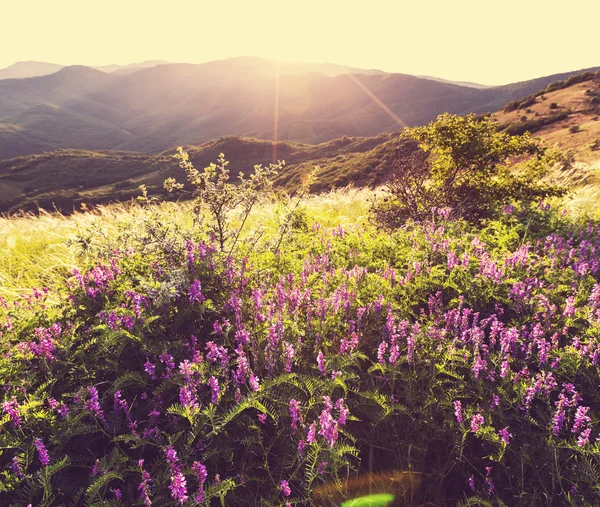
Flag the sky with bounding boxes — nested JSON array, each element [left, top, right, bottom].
[[2, 0, 599, 85]]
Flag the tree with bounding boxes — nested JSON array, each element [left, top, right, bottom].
[[372, 113, 566, 226]]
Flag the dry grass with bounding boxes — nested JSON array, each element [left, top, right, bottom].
[[494, 79, 600, 164]]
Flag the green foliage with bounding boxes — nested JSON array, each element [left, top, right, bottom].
[[168, 148, 283, 252], [371, 113, 565, 226], [502, 109, 571, 136]]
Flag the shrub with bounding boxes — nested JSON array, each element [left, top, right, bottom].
[[165, 149, 283, 253], [550, 102, 559, 109], [372, 113, 565, 226], [570, 124, 581, 134]]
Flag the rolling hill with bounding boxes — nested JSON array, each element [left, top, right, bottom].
[[0, 132, 404, 213], [1, 57, 598, 160]]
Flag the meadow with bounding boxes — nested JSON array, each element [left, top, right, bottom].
[[2, 117, 600, 506]]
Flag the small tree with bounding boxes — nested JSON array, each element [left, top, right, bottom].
[[165, 148, 283, 254], [372, 113, 565, 227]]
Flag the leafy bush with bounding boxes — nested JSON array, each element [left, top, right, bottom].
[[570, 125, 582, 134], [371, 113, 565, 226]]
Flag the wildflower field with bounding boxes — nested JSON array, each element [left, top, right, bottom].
[[1, 186, 600, 507]]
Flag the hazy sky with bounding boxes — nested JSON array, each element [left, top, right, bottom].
[[3, 0, 598, 85]]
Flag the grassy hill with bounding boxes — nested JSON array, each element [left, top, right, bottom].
[[0, 133, 404, 213], [1, 57, 598, 159]]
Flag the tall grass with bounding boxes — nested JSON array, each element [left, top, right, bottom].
[[0, 187, 375, 298]]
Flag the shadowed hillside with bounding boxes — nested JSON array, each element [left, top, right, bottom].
[[0, 133, 403, 213]]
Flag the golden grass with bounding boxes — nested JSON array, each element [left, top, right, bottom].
[[0, 187, 376, 298]]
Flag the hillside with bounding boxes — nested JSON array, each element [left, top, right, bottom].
[[0, 133, 402, 213], [495, 72, 600, 163], [1, 57, 598, 159]]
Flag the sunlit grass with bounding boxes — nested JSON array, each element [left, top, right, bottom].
[[0, 187, 376, 298]]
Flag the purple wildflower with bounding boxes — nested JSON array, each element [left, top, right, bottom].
[[336, 398, 349, 426], [298, 439, 306, 457], [11, 456, 24, 478], [317, 351, 326, 376], [2, 397, 22, 428], [208, 376, 220, 404], [572, 406, 591, 434], [471, 413, 484, 433], [34, 438, 50, 466], [169, 469, 188, 505], [318, 396, 338, 447], [188, 279, 205, 303], [453, 401, 463, 424], [499, 427, 512, 445], [289, 399, 303, 432], [144, 359, 156, 380], [307, 422, 317, 444], [577, 427, 592, 446], [83, 386, 106, 424], [280, 480, 291, 497], [249, 372, 260, 391], [138, 459, 153, 506], [192, 461, 208, 502]]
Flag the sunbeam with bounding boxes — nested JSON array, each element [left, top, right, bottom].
[[345, 73, 407, 128], [272, 60, 281, 163]]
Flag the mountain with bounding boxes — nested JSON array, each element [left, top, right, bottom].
[[0, 57, 599, 162], [0, 61, 64, 80], [0, 132, 402, 213], [93, 60, 172, 75], [0, 60, 172, 80], [418, 75, 491, 89]]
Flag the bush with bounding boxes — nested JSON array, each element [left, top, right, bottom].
[[570, 124, 581, 134], [550, 102, 559, 109], [372, 113, 565, 226]]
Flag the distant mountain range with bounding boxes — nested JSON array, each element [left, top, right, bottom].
[[1, 56, 598, 161], [0, 60, 172, 80]]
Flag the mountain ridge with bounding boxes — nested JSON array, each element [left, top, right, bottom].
[[1, 58, 598, 160]]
